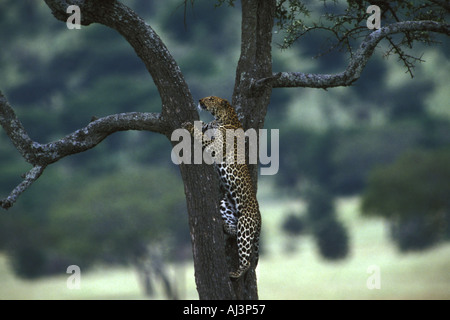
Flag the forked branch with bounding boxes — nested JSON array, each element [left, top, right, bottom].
[[0, 91, 165, 209], [1, 0, 195, 210], [268, 20, 450, 89]]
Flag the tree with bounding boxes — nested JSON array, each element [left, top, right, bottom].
[[305, 185, 349, 260], [1, 0, 449, 299], [48, 168, 188, 298], [2, 167, 188, 298], [361, 148, 450, 251]]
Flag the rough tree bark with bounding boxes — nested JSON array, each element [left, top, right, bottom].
[[227, 0, 276, 299], [1, 0, 449, 299]]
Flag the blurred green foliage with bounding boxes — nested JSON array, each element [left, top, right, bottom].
[[362, 149, 450, 219], [361, 149, 450, 251], [1, 166, 188, 278], [49, 167, 188, 266], [305, 185, 349, 259]]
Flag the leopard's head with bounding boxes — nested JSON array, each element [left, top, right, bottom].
[[198, 96, 240, 125]]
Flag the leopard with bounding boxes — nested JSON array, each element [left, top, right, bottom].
[[182, 96, 261, 279]]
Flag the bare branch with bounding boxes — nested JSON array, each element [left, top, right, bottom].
[[33, 111, 166, 164], [1, 91, 165, 209], [384, 35, 425, 78], [0, 91, 39, 162], [270, 20, 450, 89], [0, 165, 45, 210], [2, 0, 200, 210]]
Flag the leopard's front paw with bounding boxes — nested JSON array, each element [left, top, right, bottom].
[[181, 121, 194, 134], [229, 271, 242, 279]]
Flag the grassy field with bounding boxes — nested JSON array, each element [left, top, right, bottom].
[[258, 197, 450, 299], [1, 196, 449, 300]]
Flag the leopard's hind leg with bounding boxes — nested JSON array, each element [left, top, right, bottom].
[[229, 214, 258, 278], [220, 193, 237, 236]]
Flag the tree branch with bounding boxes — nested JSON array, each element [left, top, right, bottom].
[[0, 166, 45, 210], [0, 91, 37, 165], [43, 0, 196, 124], [269, 20, 450, 89], [2, 0, 198, 210], [32, 111, 165, 163], [1, 90, 165, 209]]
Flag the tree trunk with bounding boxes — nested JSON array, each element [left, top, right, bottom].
[[180, 162, 238, 299], [175, 0, 276, 300], [227, 0, 276, 300]]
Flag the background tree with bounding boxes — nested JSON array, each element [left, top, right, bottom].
[[49, 167, 188, 298], [0, 166, 188, 298], [362, 149, 450, 251], [305, 184, 349, 260], [1, 0, 449, 299]]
